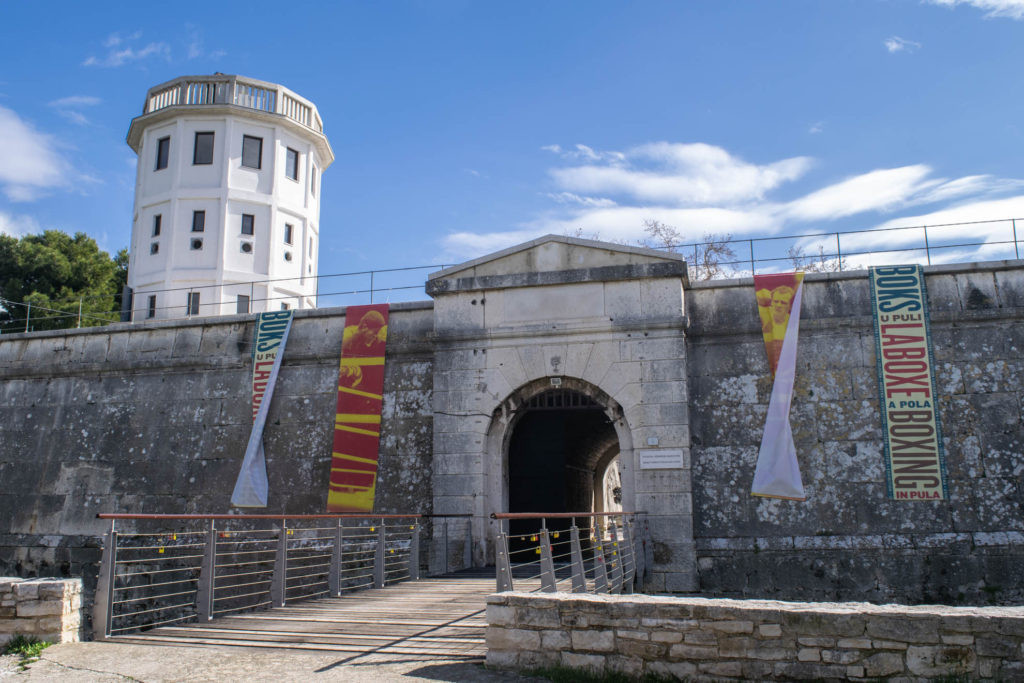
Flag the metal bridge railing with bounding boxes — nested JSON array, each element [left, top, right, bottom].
[[491, 512, 650, 595], [92, 512, 470, 640]]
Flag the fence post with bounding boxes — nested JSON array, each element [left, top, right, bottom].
[[196, 519, 216, 620], [924, 226, 932, 265], [463, 519, 473, 570], [608, 521, 624, 594], [329, 518, 342, 596], [592, 523, 609, 594], [749, 239, 755, 275], [24, 302, 30, 333], [92, 521, 116, 640], [495, 524, 514, 592], [621, 519, 637, 594], [369, 271, 375, 304], [77, 298, 83, 328], [569, 524, 586, 593], [1014, 219, 1020, 260], [373, 520, 385, 588], [270, 520, 288, 607], [443, 518, 449, 574], [410, 522, 421, 580], [539, 526, 556, 593], [836, 233, 843, 271]]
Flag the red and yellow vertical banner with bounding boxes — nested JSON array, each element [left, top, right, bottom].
[[751, 272, 806, 500], [327, 304, 389, 512]]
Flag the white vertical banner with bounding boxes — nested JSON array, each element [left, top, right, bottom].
[[231, 311, 294, 508], [752, 274, 806, 501]]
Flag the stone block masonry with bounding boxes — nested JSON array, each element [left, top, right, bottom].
[[0, 578, 82, 644], [486, 592, 1024, 680]]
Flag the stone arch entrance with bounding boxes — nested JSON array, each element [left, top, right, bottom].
[[484, 377, 634, 557]]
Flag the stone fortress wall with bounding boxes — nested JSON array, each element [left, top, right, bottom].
[[686, 260, 1023, 605], [0, 253, 1021, 614]]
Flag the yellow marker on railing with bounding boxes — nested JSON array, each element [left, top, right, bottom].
[[530, 535, 537, 542], [552, 532, 559, 539], [535, 548, 541, 555], [158, 547, 164, 554], [171, 534, 177, 541]]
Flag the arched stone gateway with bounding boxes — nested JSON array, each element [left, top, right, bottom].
[[426, 235, 697, 592]]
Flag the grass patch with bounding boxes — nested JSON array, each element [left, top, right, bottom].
[[2, 634, 52, 669], [523, 665, 679, 683]]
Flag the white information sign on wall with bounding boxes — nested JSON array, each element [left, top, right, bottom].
[[638, 448, 685, 470]]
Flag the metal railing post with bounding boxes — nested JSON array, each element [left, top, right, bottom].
[[496, 522, 513, 592], [592, 524, 609, 594], [608, 521, 624, 594], [196, 519, 216, 620], [410, 522, 421, 580], [369, 271, 375, 304], [374, 520, 385, 588], [569, 524, 586, 593], [329, 518, 343, 596], [1014, 219, 1020, 260], [749, 239, 755, 275], [92, 520, 116, 640], [621, 518, 637, 594], [924, 226, 932, 265], [836, 233, 843, 271], [443, 518, 449, 574], [539, 525, 556, 593], [463, 519, 473, 570], [270, 520, 287, 607], [24, 302, 30, 333]]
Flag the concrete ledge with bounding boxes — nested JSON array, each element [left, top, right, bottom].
[[0, 578, 82, 644], [485, 592, 1024, 680]]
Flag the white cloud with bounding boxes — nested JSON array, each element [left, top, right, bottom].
[[0, 106, 71, 201], [884, 36, 921, 53], [442, 140, 1024, 263], [48, 96, 102, 126], [83, 32, 170, 67], [926, 0, 1024, 19], [809, 121, 824, 134], [0, 211, 41, 237], [550, 142, 812, 206]]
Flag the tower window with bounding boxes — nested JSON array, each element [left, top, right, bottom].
[[309, 236, 314, 257], [311, 166, 317, 196], [284, 251, 292, 262], [192, 210, 205, 232], [285, 148, 299, 180], [237, 295, 250, 314], [284, 223, 293, 245], [153, 214, 162, 237], [150, 242, 159, 255], [240, 242, 253, 253], [187, 292, 200, 316], [155, 136, 170, 170], [242, 135, 262, 169], [193, 131, 214, 165], [147, 295, 157, 319], [191, 238, 204, 250], [241, 214, 254, 236], [281, 302, 290, 311]]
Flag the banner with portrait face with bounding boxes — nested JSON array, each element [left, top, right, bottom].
[[327, 304, 390, 512], [751, 273, 806, 501]]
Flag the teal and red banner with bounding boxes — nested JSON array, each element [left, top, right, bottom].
[[870, 265, 947, 501], [327, 304, 389, 512]]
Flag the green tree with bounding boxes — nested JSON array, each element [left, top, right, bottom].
[[0, 231, 125, 333]]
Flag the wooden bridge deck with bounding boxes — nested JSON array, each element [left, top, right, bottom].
[[113, 576, 496, 663]]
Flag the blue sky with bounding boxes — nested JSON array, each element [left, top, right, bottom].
[[2, 0, 1024, 298]]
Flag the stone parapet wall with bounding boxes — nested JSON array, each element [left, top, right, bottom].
[[0, 578, 82, 644], [486, 592, 1024, 681]]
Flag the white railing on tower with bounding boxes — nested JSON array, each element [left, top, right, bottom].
[[143, 75, 321, 133]]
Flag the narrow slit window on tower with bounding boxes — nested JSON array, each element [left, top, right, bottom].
[[152, 214, 162, 237], [311, 166, 317, 196], [187, 292, 200, 316], [150, 242, 159, 255], [284, 223, 293, 245], [281, 302, 290, 311], [237, 294, 250, 314], [241, 214, 254, 236], [241, 135, 262, 169], [147, 295, 157, 319], [192, 210, 205, 232], [193, 131, 214, 165], [155, 136, 170, 170], [285, 147, 299, 180]]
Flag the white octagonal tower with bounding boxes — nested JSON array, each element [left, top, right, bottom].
[[125, 74, 333, 320]]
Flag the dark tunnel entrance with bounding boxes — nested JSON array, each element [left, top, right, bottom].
[[506, 389, 620, 554]]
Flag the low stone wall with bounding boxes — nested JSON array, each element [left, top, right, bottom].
[[0, 578, 82, 644], [486, 592, 1024, 680]]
